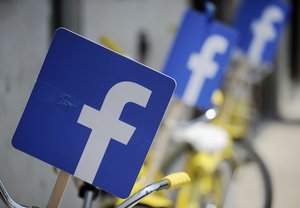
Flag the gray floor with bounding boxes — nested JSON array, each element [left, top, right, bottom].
[[253, 121, 300, 208]]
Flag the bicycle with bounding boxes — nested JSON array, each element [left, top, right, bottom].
[[98, 34, 272, 208], [158, 58, 272, 208], [0, 171, 190, 208]]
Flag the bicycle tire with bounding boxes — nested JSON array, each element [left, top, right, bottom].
[[232, 139, 272, 208]]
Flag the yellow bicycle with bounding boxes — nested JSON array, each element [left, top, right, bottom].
[[160, 60, 272, 208]]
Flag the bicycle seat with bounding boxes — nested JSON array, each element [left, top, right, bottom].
[[173, 121, 229, 153]]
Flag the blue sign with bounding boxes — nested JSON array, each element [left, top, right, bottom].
[[234, 0, 290, 65], [12, 28, 176, 198], [163, 9, 237, 110]]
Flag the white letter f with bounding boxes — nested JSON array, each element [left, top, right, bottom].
[[75, 81, 151, 183], [248, 5, 284, 65]]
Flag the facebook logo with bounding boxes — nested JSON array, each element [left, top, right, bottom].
[[12, 28, 175, 198], [75, 82, 151, 184], [164, 9, 237, 109], [234, 0, 290, 65], [184, 35, 228, 106]]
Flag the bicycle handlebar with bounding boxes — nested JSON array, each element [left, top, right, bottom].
[[0, 179, 37, 208], [116, 172, 190, 208], [115, 180, 169, 208], [0, 172, 190, 208]]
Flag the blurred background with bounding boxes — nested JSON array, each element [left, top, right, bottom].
[[0, 0, 299, 207]]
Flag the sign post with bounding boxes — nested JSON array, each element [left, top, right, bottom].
[[47, 170, 71, 208], [146, 8, 237, 183], [233, 0, 290, 67], [12, 28, 176, 199], [163, 9, 237, 110]]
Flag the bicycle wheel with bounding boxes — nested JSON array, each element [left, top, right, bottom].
[[223, 140, 272, 208]]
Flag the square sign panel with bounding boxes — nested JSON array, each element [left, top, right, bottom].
[[163, 9, 237, 110], [234, 0, 290, 66], [12, 28, 176, 198]]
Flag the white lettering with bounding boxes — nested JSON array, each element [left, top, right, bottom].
[[74, 81, 151, 183]]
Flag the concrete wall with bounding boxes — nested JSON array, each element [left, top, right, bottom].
[[276, 25, 300, 121], [0, 0, 85, 207], [82, 0, 187, 70]]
